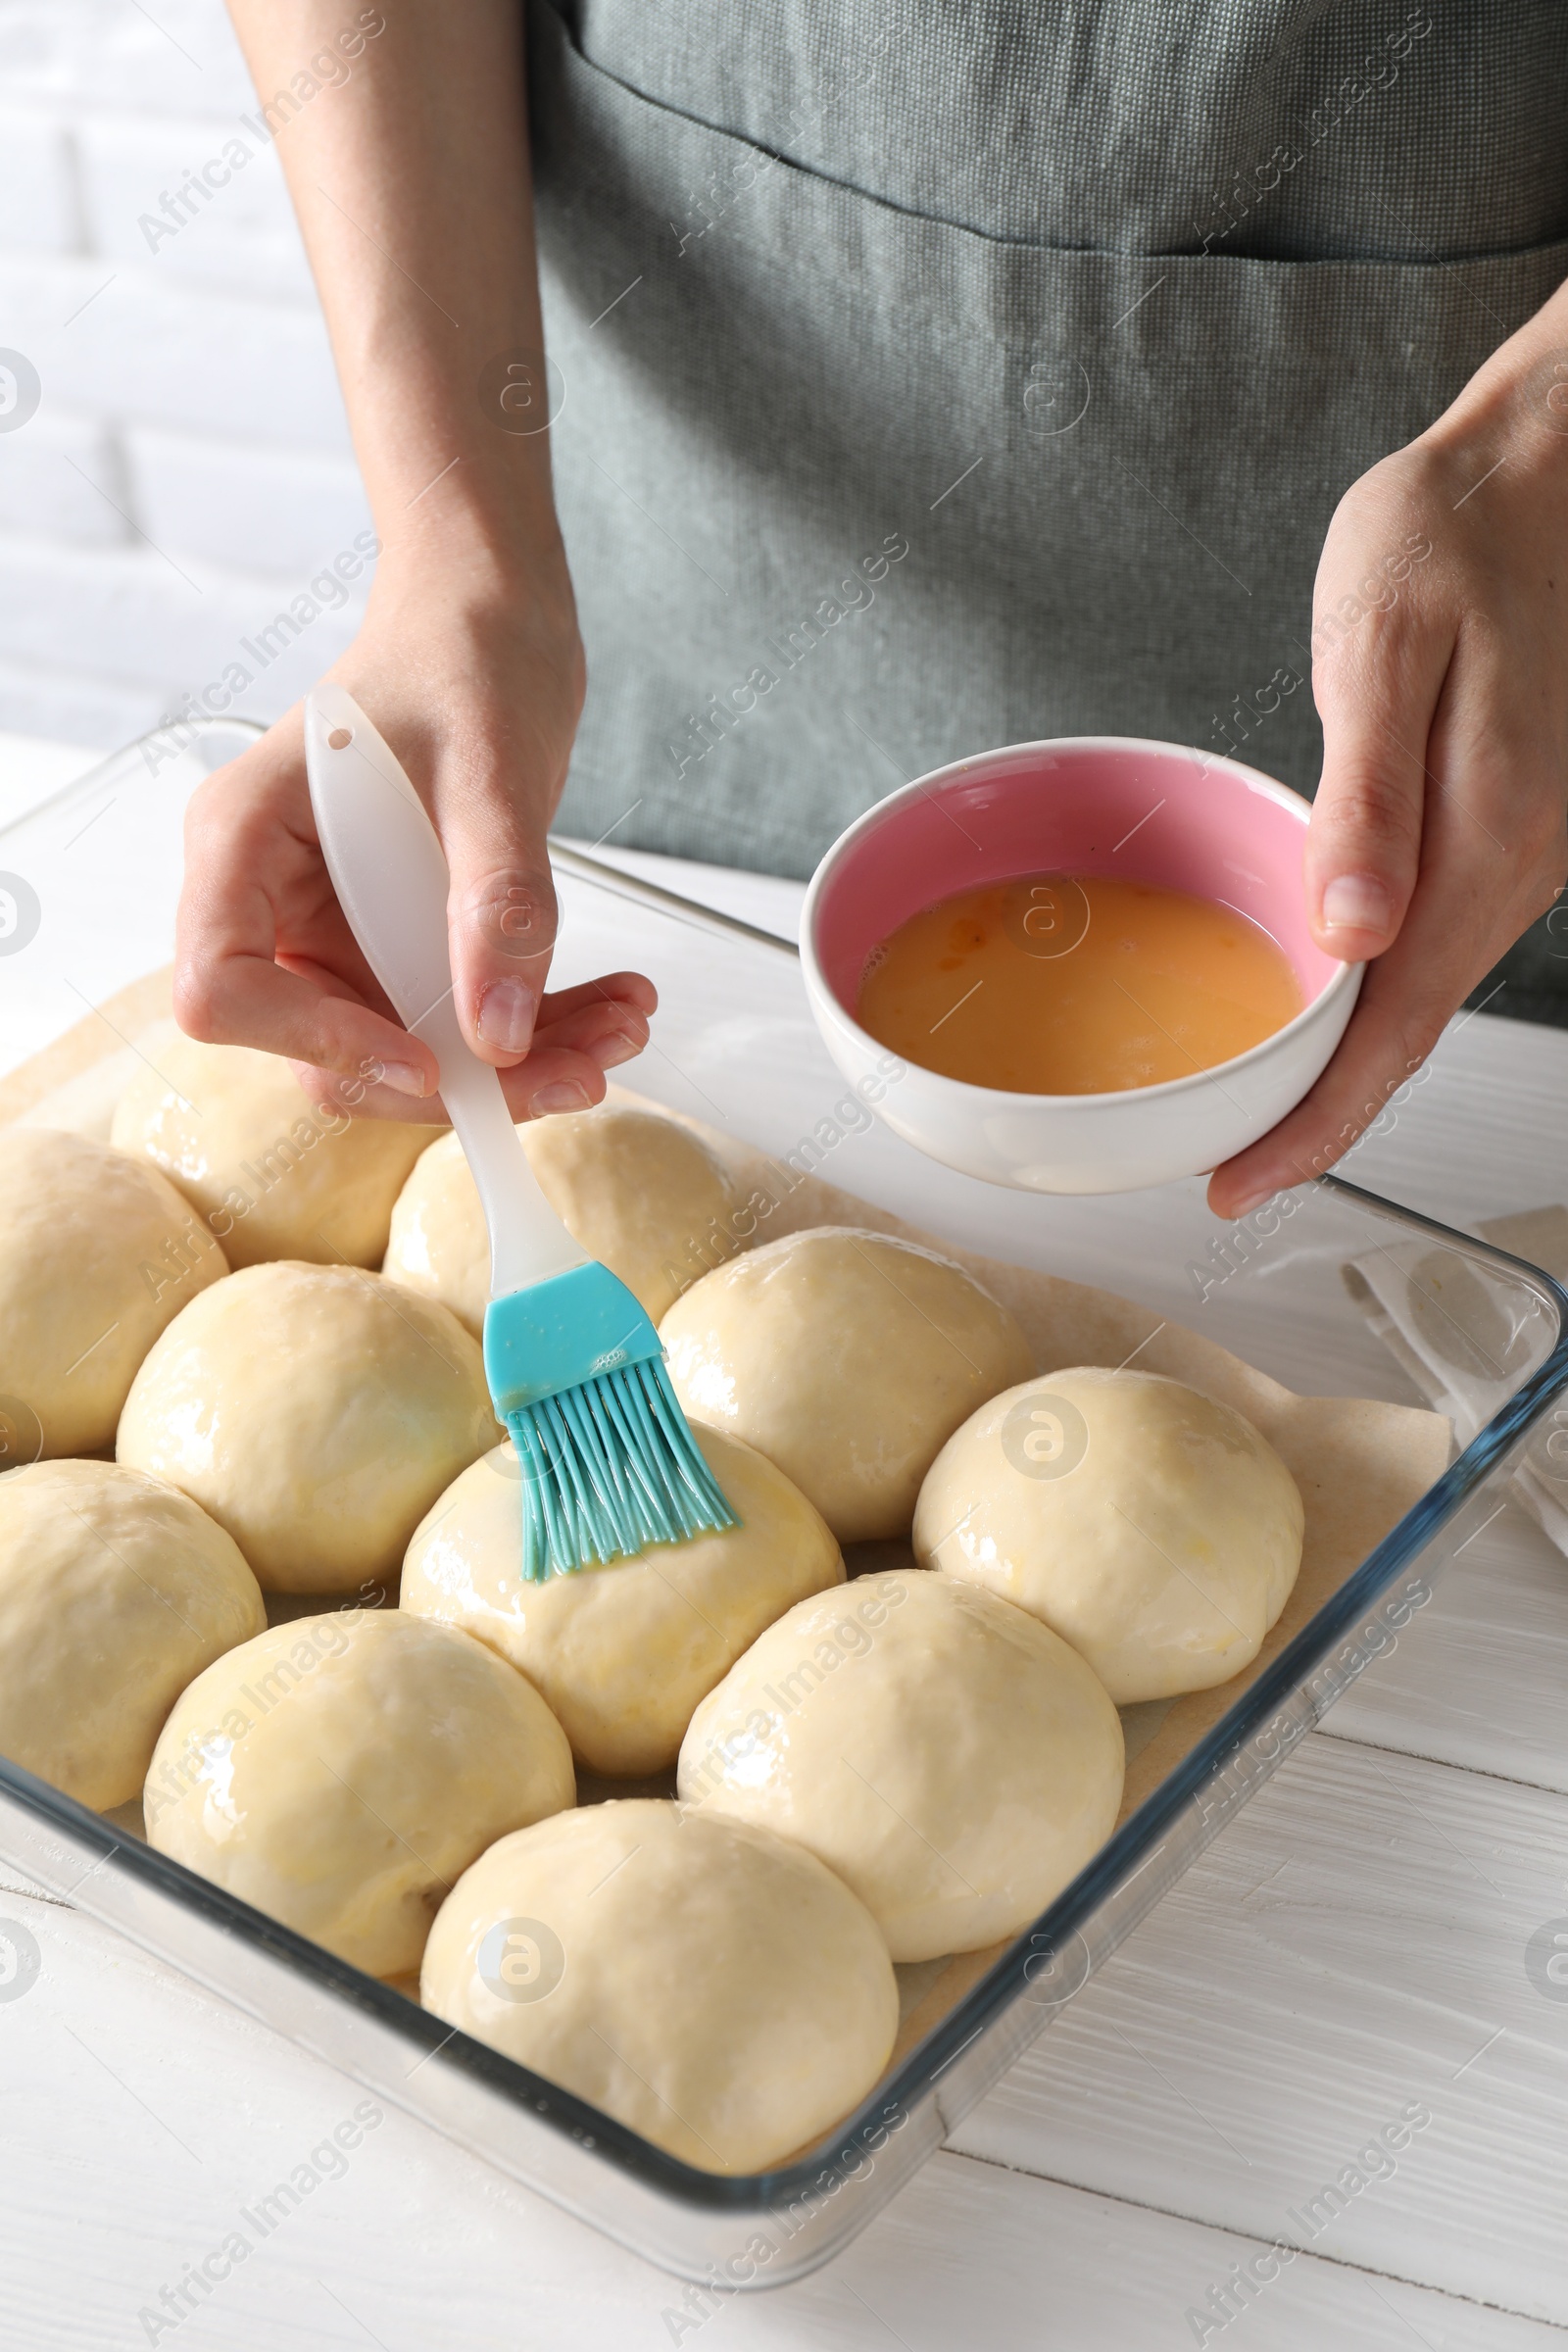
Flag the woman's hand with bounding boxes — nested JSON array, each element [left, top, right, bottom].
[[177, 1, 657, 1122], [1210, 321, 1568, 1218], [175, 552, 654, 1122]]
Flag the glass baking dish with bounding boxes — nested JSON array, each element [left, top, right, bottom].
[[1, 723, 1566, 2289]]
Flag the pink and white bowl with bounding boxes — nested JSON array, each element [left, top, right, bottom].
[[800, 736, 1362, 1196]]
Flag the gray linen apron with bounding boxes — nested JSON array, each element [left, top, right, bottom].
[[528, 1, 1568, 906]]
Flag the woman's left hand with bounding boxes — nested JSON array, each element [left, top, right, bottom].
[[1209, 311, 1568, 1218]]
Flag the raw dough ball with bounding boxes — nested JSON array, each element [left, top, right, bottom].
[[402, 1423, 843, 1777], [0, 1459, 265, 1809], [0, 1126, 227, 1457], [661, 1227, 1033, 1542], [118, 1262, 499, 1592], [679, 1570, 1123, 1961], [384, 1102, 739, 1337], [914, 1366, 1304, 1704], [421, 1798, 897, 2171], [112, 1034, 439, 1270], [145, 1609, 574, 1977]]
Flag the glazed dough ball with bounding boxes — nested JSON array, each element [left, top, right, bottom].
[[145, 1609, 574, 1977], [112, 1034, 439, 1270], [914, 1366, 1304, 1704], [0, 1126, 227, 1458], [421, 1798, 897, 2171], [384, 1103, 739, 1337], [402, 1423, 843, 1777], [679, 1570, 1123, 1961], [118, 1262, 499, 1592], [0, 1459, 265, 1809], [661, 1228, 1033, 1542]]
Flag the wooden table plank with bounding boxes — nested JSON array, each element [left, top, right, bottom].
[[1324, 1501, 1568, 1793]]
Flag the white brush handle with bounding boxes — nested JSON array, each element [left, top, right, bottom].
[[303, 682, 587, 1296]]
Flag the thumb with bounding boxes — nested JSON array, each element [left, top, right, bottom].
[[1304, 620, 1446, 962], [442, 793, 561, 1067]]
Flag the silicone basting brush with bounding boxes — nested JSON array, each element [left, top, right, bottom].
[[304, 682, 735, 1582]]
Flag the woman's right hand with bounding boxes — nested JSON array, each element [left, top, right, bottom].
[[186, 0, 652, 1121], [174, 552, 656, 1123]]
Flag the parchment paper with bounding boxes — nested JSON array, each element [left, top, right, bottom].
[[1, 967, 1454, 2065]]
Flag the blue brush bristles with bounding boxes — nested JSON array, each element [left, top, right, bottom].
[[506, 1356, 735, 1583], [484, 1259, 735, 1584]]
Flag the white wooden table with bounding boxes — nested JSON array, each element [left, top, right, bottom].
[[4, 736, 1568, 2350]]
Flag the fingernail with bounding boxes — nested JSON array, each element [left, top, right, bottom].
[[1321, 874, 1393, 935], [378, 1059, 429, 1099], [477, 978, 537, 1055], [1224, 1182, 1274, 1220], [530, 1080, 590, 1116], [595, 1027, 644, 1070]]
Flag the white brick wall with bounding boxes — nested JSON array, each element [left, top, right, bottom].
[[0, 0, 372, 754]]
